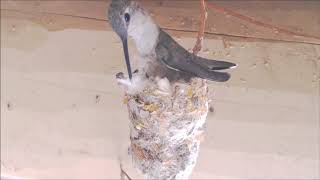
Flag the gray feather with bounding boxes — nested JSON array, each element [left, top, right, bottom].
[[155, 29, 235, 82]]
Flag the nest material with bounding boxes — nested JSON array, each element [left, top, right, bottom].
[[122, 76, 209, 179]]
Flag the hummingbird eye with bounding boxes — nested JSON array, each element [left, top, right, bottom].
[[124, 13, 130, 23]]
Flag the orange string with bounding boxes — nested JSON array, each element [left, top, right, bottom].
[[193, 0, 207, 54]]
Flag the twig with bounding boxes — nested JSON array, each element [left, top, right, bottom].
[[120, 162, 132, 180], [193, 0, 207, 55]]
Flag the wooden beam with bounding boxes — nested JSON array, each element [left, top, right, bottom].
[[1, 0, 320, 44]]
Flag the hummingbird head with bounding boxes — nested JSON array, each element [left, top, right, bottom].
[[108, 0, 159, 79], [108, 0, 131, 41]]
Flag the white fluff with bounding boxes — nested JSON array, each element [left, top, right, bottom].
[[117, 74, 148, 95], [156, 77, 171, 93]]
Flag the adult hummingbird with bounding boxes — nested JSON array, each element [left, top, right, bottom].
[[108, 0, 236, 82]]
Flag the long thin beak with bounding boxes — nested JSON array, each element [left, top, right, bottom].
[[122, 38, 132, 80]]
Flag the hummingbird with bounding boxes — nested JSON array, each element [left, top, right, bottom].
[[108, 0, 236, 82]]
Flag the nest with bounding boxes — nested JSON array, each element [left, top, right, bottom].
[[120, 75, 209, 179]]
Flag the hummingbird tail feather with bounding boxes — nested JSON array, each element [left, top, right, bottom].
[[196, 69, 231, 82], [194, 57, 237, 71]]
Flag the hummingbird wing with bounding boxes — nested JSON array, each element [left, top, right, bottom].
[[155, 29, 236, 82]]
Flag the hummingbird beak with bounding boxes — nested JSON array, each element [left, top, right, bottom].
[[121, 38, 132, 80]]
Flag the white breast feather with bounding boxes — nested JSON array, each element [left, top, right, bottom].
[[128, 11, 159, 56]]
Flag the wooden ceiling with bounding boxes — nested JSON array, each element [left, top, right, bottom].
[[1, 0, 320, 44]]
